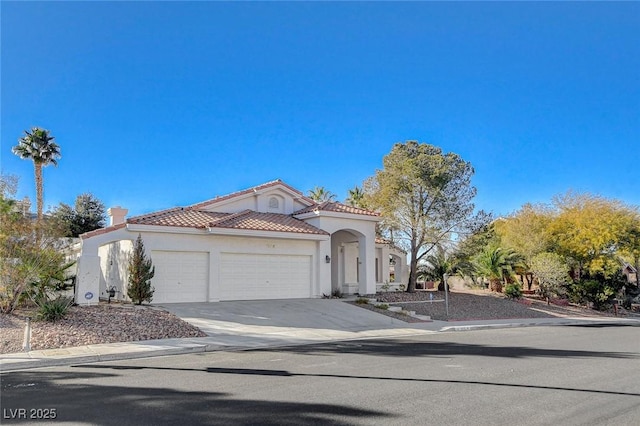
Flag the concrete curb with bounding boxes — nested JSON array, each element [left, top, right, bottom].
[[439, 318, 640, 332], [0, 344, 212, 372], [1, 333, 426, 373]]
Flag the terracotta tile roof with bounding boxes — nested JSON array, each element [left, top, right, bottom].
[[190, 179, 315, 210], [125, 207, 327, 235], [81, 182, 373, 240], [209, 210, 328, 235], [294, 201, 379, 217], [126, 208, 227, 228], [80, 222, 126, 239]]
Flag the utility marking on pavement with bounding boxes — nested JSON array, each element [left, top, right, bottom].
[[237, 314, 270, 320], [269, 358, 284, 362], [445, 365, 463, 368]]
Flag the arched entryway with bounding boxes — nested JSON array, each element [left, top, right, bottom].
[[330, 229, 369, 296]]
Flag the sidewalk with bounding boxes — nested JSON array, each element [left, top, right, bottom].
[[2, 314, 638, 373]]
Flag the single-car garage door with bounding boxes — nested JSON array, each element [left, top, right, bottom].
[[219, 253, 311, 300], [151, 251, 209, 303]]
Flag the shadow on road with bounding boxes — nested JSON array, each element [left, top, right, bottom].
[[71, 364, 640, 398], [1, 371, 393, 425], [251, 338, 640, 359]]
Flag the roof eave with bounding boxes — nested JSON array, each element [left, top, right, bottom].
[[294, 211, 381, 222], [126, 224, 209, 235]]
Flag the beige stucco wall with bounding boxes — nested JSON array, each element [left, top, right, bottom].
[[98, 240, 133, 302], [77, 228, 326, 304]]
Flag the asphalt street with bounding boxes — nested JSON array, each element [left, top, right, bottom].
[[1, 325, 639, 425]]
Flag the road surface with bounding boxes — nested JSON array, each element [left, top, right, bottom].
[[2, 324, 639, 425]]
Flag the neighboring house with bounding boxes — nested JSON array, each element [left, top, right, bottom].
[[73, 180, 408, 304], [622, 262, 638, 284]]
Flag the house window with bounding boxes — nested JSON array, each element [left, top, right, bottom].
[[268, 197, 279, 209], [356, 257, 360, 282], [375, 258, 379, 282]]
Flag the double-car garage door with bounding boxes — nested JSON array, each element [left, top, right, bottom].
[[151, 251, 312, 303]]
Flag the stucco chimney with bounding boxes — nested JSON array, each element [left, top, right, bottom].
[[107, 206, 128, 226]]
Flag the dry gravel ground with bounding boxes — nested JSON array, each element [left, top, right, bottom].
[[372, 289, 639, 322], [0, 304, 206, 355]]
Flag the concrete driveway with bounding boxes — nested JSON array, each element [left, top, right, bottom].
[[160, 299, 432, 347]]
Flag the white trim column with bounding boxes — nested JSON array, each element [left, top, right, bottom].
[[381, 245, 391, 285], [318, 239, 332, 296], [75, 254, 101, 305], [358, 234, 376, 296]]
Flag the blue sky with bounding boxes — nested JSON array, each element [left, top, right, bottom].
[[2, 1, 639, 218]]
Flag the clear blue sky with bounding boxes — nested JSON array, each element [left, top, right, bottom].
[[2, 1, 639, 218]]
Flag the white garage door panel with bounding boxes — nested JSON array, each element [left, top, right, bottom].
[[151, 251, 209, 303], [219, 253, 311, 300]]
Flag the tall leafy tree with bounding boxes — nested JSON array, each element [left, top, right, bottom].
[[365, 141, 490, 292], [12, 127, 61, 222], [549, 192, 631, 278], [494, 203, 553, 262], [618, 207, 640, 287], [308, 186, 336, 203], [127, 234, 155, 305], [52, 193, 106, 237], [494, 203, 554, 289]]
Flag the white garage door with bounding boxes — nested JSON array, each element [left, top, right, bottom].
[[151, 251, 209, 303], [219, 253, 312, 300]]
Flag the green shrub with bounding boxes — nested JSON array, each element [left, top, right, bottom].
[[36, 296, 73, 322], [504, 283, 523, 299], [127, 234, 155, 305], [355, 297, 369, 304], [331, 288, 343, 299], [375, 303, 389, 310], [566, 274, 623, 311]]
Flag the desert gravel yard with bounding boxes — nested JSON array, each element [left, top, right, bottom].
[[372, 290, 631, 321], [0, 304, 205, 355]]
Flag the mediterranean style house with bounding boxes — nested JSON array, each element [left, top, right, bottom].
[[73, 180, 408, 304]]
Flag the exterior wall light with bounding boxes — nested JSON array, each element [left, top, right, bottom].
[[325, 255, 331, 263]]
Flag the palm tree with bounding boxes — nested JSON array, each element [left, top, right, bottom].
[[419, 246, 457, 291], [346, 186, 366, 208], [472, 245, 524, 292], [12, 127, 61, 222], [308, 186, 336, 203]]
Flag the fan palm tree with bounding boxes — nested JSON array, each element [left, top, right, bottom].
[[418, 246, 457, 291], [472, 245, 524, 292], [346, 186, 366, 208], [307, 186, 336, 203], [12, 127, 61, 222]]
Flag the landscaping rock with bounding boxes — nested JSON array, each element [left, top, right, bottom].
[[0, 304, 206, 355]]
